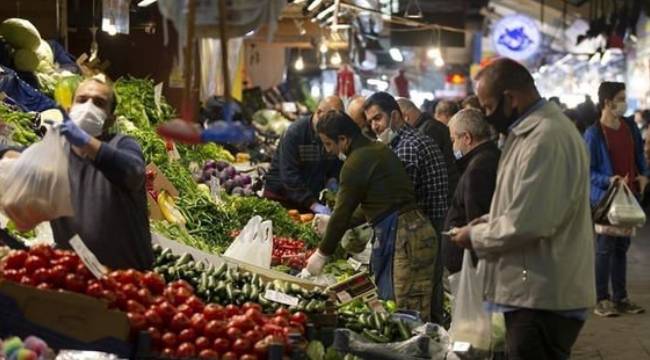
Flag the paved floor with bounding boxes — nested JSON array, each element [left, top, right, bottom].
[[572, 226, 650, 360]]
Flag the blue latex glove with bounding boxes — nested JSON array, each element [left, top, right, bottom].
[[310, 203, 332, 215], [200, 120, 255, 145], [59, 115, 91, 147], [326, 178, 339, 192]]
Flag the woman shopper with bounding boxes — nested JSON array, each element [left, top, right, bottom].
[[584, 82, 648, 317]]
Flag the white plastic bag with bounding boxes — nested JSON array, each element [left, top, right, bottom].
[[449, 250, 492, 351], [223, 215, 273, 268], [607, 182, 646, 227], [0, 129, 73, 231]]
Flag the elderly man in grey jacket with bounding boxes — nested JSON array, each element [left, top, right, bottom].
[[451, 58, 595, 360]]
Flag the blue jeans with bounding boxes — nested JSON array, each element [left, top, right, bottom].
[[595, 235, 631, 302]]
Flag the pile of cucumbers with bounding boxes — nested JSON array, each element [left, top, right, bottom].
[[338, 301, 413, 343], [152, 245, 329, 313]]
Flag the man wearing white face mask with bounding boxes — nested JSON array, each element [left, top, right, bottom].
[[364, 92, 448, 324], [584, 82, 649, 317], [50, 78, 153, 270]]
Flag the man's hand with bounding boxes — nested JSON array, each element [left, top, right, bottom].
[[449, 225, 473, 249], [59, 116, 91, 147], [636, 175, 649, 194], [305, 249, 329, 276], [310, 202, 332, 215], [2, 150, 20, 159]]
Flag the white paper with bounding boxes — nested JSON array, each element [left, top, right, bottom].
[[264, 289, 299, 307], [69, 235, 107, 279]]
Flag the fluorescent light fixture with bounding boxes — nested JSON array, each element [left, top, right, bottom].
[[105, 23, 117, 36], [137, 0, 157, 7], [427, 47, 441, 59], [307, 0, 324, 12], [331, 51, 342, 66], [389, 47, 403, 62], [316, 4, 336, 20], [319, 42, 328, 53], [434, 56, 444, 67], [294, 55, 305, 71]]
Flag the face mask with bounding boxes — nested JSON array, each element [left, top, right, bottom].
[[337, 139, 349, 161], [485, 95, 518, 135], [69, 100, 107, 136], [453, 149, 463, 159], [612, 101, 627, 118]]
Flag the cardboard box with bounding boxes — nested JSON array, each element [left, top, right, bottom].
[[146, 163, 179, 221], [0, 280, 132, 356]]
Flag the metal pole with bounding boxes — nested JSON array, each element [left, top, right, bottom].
[[218, 0, 231, 102]]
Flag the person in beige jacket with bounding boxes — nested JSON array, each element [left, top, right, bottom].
[[451, 58, 595, 360]]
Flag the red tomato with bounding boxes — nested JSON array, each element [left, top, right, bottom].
[[195, 336, 211, 351], [124, 269, 143, 285], [2, 269, 21, 282], [274, 307, 290, 318], [290, 311, 307, 325], [204, 320, 226, 339], [212, 337, 230, 354], [171, 313, 190, 331], [176, 342, 196, 358], [198, 349, 219, 359], [100, 276, 120, 291], [55, 255, 78, 272], [185, 295, 205, 312], [170, 279, 194, 292], [288, 322, 305, 335], [173, 287, 193, 306], [270, 316, 288, 328], [161, 348, 175, 357], [75, 262, 92, 280], [147, 326, 162, 347], [241, 302, 262, 313], [190, 313, 207, 334], [114, 291, 128, 311], [228, 316, 255, 332], [142, 272, 165, 294], [127, 312, 147, 331], [161, 332, 178, 348], [177, 304, 194, 317], [24, 255, 46, 274], [127, 299, 146, 314], [179, 328, 197, 343], [32, 268, 50, 284], [121, 283, 139, 299], [64, 273, 85, 293], [221, 351, 238, 360], [19, 275, 36, 286], [203, 303, 225, 321], [225, 304, 240, 317], [156, 301, 177, 323], [136, 288, 153, 305], [240, 354, 257, 360], [4, 251, 27, 270], [48, 265, 67, 286], [244, 308, 263, 325], [243, 330, 262, 344], [262, 324, 283, 336], [226, 327, 242, 341], [36, 282, 52, 290], [101, 290, 117, 306], [145, 309, 163, 327], [253, 339, 269, 358], [85, 282, 104, 298]]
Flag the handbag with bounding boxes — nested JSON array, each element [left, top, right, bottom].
[[607, 182, 646, 227]]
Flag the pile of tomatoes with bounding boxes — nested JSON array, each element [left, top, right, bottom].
[[0, 245, 309, 359], [271, 236, 315, 270]]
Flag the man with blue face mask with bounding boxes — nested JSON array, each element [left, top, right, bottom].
[[53, 78, 153, 270]]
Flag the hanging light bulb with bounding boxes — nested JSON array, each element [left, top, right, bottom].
[[331, 51, 342, 66], [389, 47, 403, 62], [319, 42, 328, 54], [106, 24, 117, 36], [404, 0, 423, 19], [427, 47, 441, 59], [295, 55, 305, 71], [434, 56, 445, 68]]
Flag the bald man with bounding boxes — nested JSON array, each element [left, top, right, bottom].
[[264, 96, 344, 213], [347, 96, 376, 140]]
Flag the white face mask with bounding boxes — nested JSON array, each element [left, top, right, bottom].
[[453, 149, 463, 159], [338, 152, 347, 161], [69, 100, 107, 136], [612, 101, 627, 118], [377, 114, 398, 144]]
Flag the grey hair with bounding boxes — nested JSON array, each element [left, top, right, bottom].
[[396, 97, 418, 112], [448, 108, 492, 142]]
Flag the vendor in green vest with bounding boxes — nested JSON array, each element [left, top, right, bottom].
[[303, 110, 437, 321]]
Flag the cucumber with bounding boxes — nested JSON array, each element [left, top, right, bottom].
[[225, 283, 234, 301], [362, 329, 390, 343], [250, 285, 259, 300], [242, 284, 251, 299], [214, 263, 227, 278], [175, 253, 192, 266], [372, 313, 382, 331], [396, 320, 411, 341]]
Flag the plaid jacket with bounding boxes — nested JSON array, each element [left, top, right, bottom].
[[390, 125, 449, 224]]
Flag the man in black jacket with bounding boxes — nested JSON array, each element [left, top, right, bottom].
[[398, 98, 459, 196], [263, 96, 344, 214], [443, 108, 500, 273]]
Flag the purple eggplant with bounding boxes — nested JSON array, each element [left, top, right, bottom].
[[215, 160, 230, 171]]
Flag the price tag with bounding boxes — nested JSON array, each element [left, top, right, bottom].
[[209, 176, 222, 204], [347, 257, 362, 271], [69, 235, 108, 279], [452, 341, 471, 352], [336, 290, 353, 303], [367, 298, 386, 313], [264, 290, 299, 307], [154, 82, 163, 112]]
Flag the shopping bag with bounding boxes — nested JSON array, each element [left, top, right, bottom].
[[0, 129, 73, 231], [592, 181, 618, 224], [607, 182, 646, 227], [449, 250, 492, 351], [223, 215, 273, 268]]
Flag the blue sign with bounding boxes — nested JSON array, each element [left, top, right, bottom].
[[492, 14, 541, 61]]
